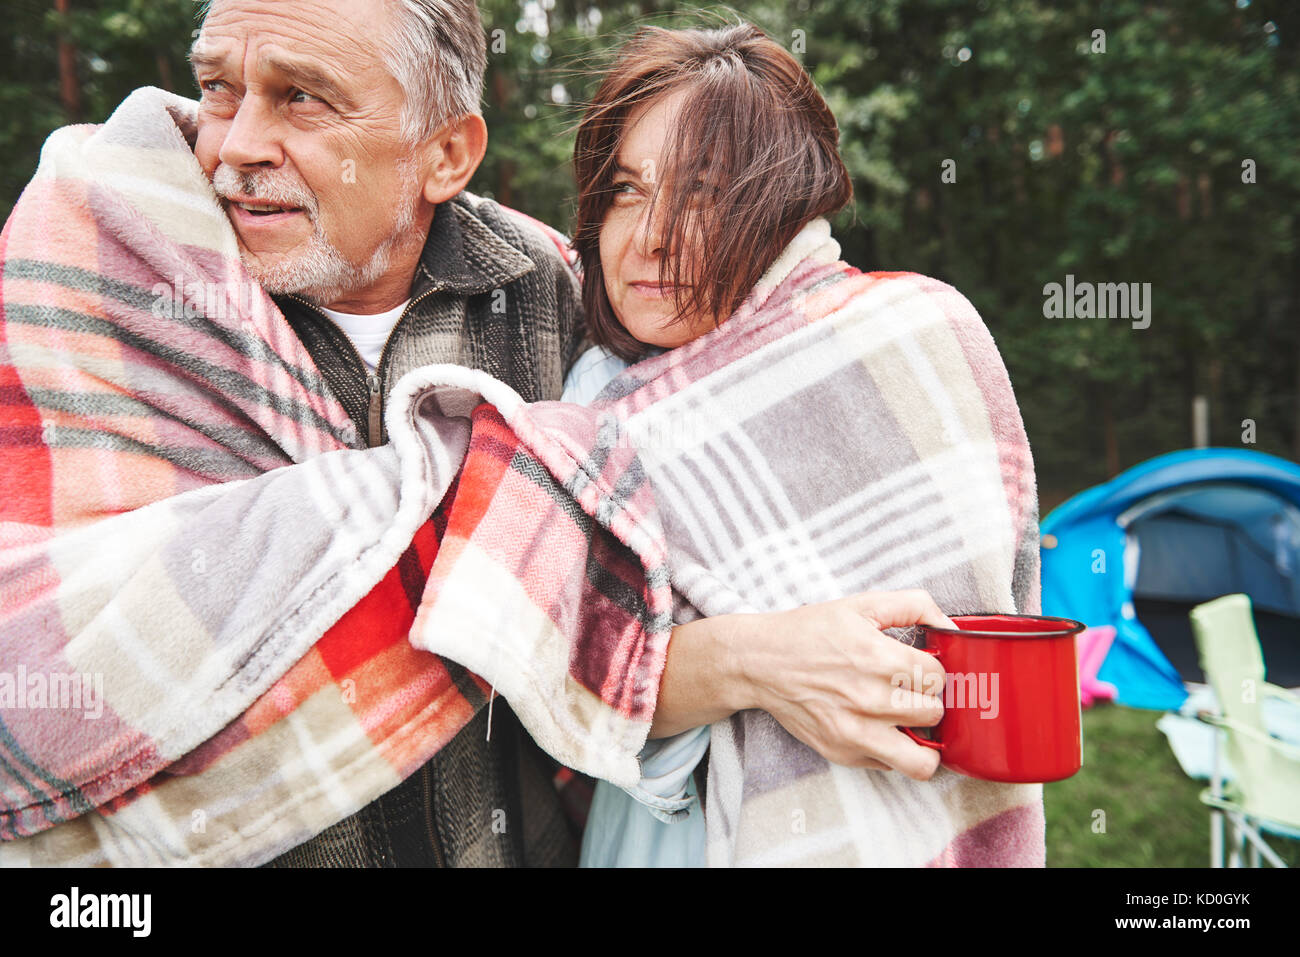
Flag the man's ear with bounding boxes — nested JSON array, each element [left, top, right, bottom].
[[419, 113, 488, 206]]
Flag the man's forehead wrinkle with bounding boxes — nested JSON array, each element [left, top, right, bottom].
[[188, 47, 222, 80], [193, 2, 388, 75], [187, 30, 230, 70], [190, 43, 395, 121]]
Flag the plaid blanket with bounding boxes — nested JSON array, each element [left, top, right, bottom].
[[2, 86, 1044, 868], [544, 220, 1049, 866], [0, 87, 668, 865]]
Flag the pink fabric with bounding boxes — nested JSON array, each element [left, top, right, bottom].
[[1077, 626, 1119, 708]]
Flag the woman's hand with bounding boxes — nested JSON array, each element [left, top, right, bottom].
[[651, 589, 953, 781]]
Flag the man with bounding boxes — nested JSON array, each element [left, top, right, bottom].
[[175, 0, 952, 866], [187, 0, 588, 866]]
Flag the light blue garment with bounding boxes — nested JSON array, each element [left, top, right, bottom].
[[560, 345, 636, 406], [579, 725, 710, 867], [562, 346, 709, 867]]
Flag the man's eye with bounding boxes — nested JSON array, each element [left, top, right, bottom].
[[199, 79, 228, 94], [289, 88, 323, 105]]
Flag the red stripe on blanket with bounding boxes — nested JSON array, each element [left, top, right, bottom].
[[925, 802, 1046, 867], [315, 522, 440, 679], [440, 405, 519, 540], [0, 220, 55, 528]]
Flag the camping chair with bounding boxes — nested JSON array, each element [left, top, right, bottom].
[[1189, 593, 1300, 867]]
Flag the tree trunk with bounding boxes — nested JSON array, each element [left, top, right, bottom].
[[1101, 388, 1120, 477], [54, 0, 82, 122], [491, 69, 513, 207], [157, 53, 174, 92], [497, 158, 515, 210], [1293, 215, 1300, 461]]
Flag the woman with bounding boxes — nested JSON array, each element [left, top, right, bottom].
[[562, 22, 1046, 866]]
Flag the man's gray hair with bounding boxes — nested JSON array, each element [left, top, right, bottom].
[[194, 0, 486, 144], [383, 0, 487, 144]]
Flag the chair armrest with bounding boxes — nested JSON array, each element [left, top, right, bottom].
[[1193, 709, 1224, 729], [1195, 710, 1300, 763], [1198, 788, 1240, 814], [1262, 682, 1300, 708]]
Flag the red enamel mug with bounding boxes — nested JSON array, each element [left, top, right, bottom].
[[899, 614, 1086, 783]]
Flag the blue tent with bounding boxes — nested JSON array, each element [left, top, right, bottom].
[[1040, 448, 1300, 711]]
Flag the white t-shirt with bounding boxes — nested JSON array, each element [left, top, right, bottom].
[[317, 300, 410, 372]]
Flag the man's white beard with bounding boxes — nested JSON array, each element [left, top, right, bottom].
[[212, 163, 419, 307]]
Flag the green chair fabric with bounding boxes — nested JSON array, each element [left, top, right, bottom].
[[1189, 593, 1300, 861]]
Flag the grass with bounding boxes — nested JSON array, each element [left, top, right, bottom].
[[1043, 701, 1300, 867]]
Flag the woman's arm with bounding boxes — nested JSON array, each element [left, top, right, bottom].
[[650, 590, 956, 781]]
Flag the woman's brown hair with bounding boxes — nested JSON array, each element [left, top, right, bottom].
[[572, 22, 853, 362]]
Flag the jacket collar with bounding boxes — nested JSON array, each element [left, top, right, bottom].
[[411, 194, 536, 298]]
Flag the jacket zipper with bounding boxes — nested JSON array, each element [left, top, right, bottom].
[[421, 763, 447, 867], [285, 287, 440, 448]]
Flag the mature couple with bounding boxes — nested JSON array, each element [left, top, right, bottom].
[[0, 0, 1045, 867]]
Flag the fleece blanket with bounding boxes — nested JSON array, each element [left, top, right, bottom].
[[2, 86, 1044, 868], [555, 224, 1049, 866], [0, 87, 671, 865]]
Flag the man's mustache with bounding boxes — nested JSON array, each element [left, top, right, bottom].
[[212, 164, 318, 219]]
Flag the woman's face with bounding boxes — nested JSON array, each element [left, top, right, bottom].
[[599, 88, 715, 350]]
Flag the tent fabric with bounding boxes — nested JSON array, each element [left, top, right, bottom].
[[1128, 485, 1300, 614], [1040, 449, 1300, 711]]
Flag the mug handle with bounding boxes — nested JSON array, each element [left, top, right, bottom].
[[899, 647, 943, 752]]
